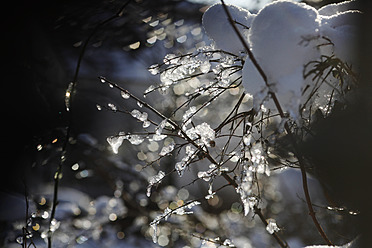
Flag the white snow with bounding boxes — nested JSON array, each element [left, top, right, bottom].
[[202, 3, 255, 54], [318, 0, 359, 16], [203, 0, 361, 118], [304, 237, 357, 247], [320, 10, 361, 65], [248, 1, 320, 82], [266, 218, 280, 234]]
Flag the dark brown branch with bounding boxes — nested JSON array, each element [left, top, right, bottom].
[[47, 1, 132, 247], [220, 0, 332, 245], [254, 206, 288, 247]]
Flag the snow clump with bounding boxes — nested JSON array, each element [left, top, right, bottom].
[[203, 0, 361, 118]]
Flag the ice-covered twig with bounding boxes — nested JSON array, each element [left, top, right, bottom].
[[48, 2, 132, 247], [101, 76, 239, 188], [220, 0, 333, 245]]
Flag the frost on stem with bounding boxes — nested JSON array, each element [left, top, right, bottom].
[[146, 170, 165, 197], [150, 201, 201, 244], [266, 218, 280, 234], [185, 122, 215, 147], [107, 133, 125, 154], [175, 145, 197, 176], [159, 142, 175, 156], [99, 1, 361, 247], [107, 132, 145, 154], [197, 164, 229, 182]]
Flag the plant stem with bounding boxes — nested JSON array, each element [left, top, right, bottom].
[[220, 0, 333, 245], [47, 1, 132, 247]]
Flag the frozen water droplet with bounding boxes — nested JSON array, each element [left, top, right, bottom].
[[121, 91, 130, 99], [100, 77, 106, 83], [50, 218, 60, 232], [127, 135, 144, 145], [41, 231, 48, 239], [131, 109, 141, 119], [36, 144, 43, 151], [200, 61, 211, 74], [266, 218, 280, 234], [197, 171, 211, 181], [137, 101, 143, 108], [148, 64, 159, 75], [108, 103, 117, 112], [243, 134, 252, 146], [143, 120, 151, 128], [144, 85, 156, 95], [16, 236, 23, 244], [159, 142, 175, 156], [65, 82, 74, 112], [107, 135, 125, 154], [147, 171, 165, 197], [96, 104, 102, 111], [131, 109, 148, 122]]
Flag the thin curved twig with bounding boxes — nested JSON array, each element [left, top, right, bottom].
[[220, 0, 333, 245], [47, 1, 132, 247]]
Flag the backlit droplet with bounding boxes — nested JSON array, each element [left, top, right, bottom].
[[16, 236, 23, 244], [65, 82, 74, 112], [121, 91, 130, 99]]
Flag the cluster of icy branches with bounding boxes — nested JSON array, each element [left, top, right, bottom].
[[101, 1, 360, 247]]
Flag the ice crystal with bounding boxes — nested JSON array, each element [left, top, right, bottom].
[[127, 134, 144, 145], [144, 85, 156, 95], [198, 164, 228, 182], [108, 103, 117, 112], [155, 119, 168, 136], [205, 192, 216, 199], [198, 171, 211, 182], [266, 218, 280, 234], [107, 134, 125, 154], [223, 239, 235, 247], [200, 60, 211, 74], [182, 106, 197, 127], [148, 64, 159, 75], [147, 170, 165, 197], [143, 120, 151, 128], [50, 218, 60, 232], [149, 201, 200, 244], [151, 134, 167, 141], [249, 143, 270, 176], [120, 91, 130, 99], [175, 145, 197, 176], [131, 109, 148, 121], [175, 161, 187, 176], [137, 101, 143, 108], [159, 142, 175, 156], [243, 134, 252, 146], [186, 122, 215, 147], [236, 168, 256, 216]]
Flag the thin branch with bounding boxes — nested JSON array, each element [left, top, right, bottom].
[[47, 1, 132, 247], [253, 206, 288, 247], [220, 0, 332, 245]]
